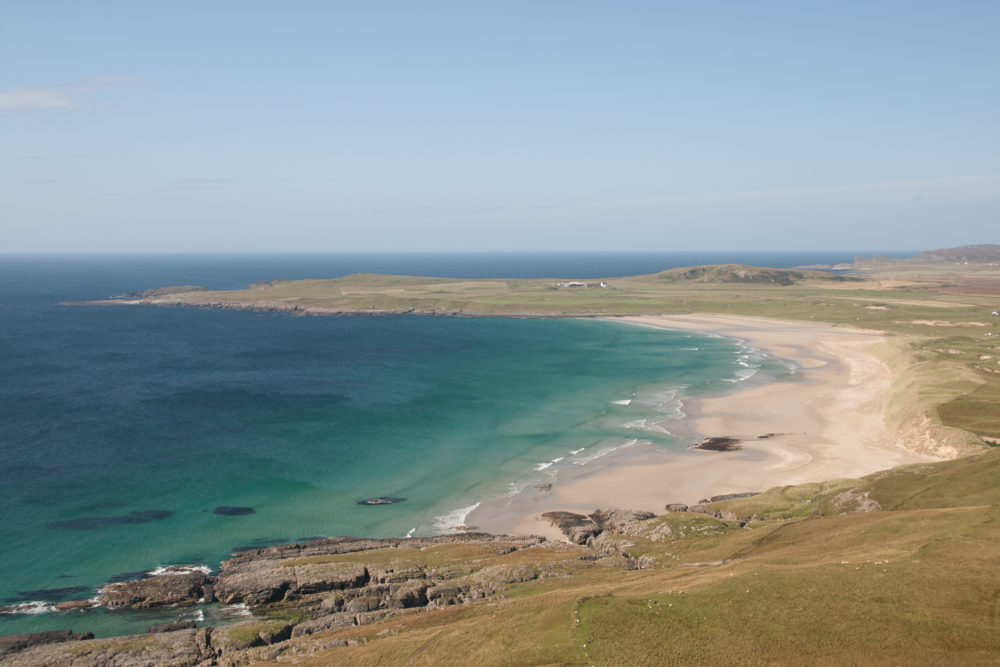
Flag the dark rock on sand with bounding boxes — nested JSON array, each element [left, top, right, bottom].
[[214, 505, 256, 515], [695, 436, 743, 451], [664, 503, 689, 512]]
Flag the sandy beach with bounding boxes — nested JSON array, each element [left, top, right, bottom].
[[470, 314, 939, 541]]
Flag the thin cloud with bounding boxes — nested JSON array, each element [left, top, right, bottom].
[[0, 88, 72, 111], [0, 76, 136, 113]]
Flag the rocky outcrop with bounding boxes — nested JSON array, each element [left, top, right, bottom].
[[357, 497, 406, 505], [832, 488, 882, 513], [215, 558, 368, 605], [98, 569, 208, 609], [212, 534, 540, 605], [694, 436, 743, 451], [590, 509, 656, 533], [146, 619, 198, 634], [0, 531, 578, 665], [4, 628, 204, 666], [0, 630, 93, 659], [540, 512, 602, 544], [700, 492, 760, 503], [541, 509, 655, 545], [51, 599, 94, 611]]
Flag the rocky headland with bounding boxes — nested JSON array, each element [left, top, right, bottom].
[[1, 506, 732, 665], [0, 531, 574, 665]]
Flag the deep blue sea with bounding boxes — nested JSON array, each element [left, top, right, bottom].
[[0, 251, 909, 637]]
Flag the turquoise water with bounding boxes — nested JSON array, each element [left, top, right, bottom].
[[0, 253, 821, 636]]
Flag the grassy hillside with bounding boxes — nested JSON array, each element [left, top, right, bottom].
[[239, 450, 1000, 665], [31, 451, 1000, 664]]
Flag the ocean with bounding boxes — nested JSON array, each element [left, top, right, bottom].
[[0, 251, 904, 637]]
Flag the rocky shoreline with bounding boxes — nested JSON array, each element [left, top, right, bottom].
[[0, 506, 722, 666], [1, 532, 560, 665], [0, 484, 888, 666]]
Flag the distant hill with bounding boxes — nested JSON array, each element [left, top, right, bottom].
[[657, 264, 858, 286], [855, 244, 1000, 267], [912, 244, 1000, 264]]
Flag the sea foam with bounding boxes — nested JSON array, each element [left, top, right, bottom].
[[220, 603, 253, 618], [624, 418, 672, 435], [433, 502, 481, 532], [0, 601, 56, 615], [572, 438, 645, 465], [147, 564, 213, 577]]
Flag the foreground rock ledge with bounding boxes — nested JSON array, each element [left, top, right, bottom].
[[0, 503, 783, 665], [2, 533, 558, 665]]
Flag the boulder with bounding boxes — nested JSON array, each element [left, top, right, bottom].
[[345, 595, 381, 613], [426, 585, 464, 606], [664, 503, 689, 513], [53, 599, 94, 611], [540, 511, 601, 544], [389, 582, 429, 608]]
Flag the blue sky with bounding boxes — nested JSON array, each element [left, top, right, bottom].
[[2, 1, 997, 252]]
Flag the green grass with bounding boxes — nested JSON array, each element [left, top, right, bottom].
[[260, 449, 1000, 664], [221, 620, 291, 648]]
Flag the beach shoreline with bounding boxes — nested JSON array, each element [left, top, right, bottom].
[[468, 314, 940, 540]]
